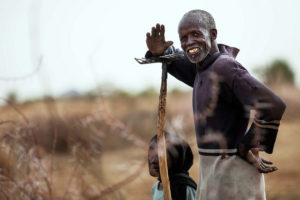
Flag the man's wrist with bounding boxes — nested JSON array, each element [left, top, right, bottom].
[[238, 144, 252, 158], [145, 51, 159, 59]]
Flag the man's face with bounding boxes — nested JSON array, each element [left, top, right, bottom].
[[178, 16, 212, 63]]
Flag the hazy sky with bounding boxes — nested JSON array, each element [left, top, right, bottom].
[[0, 0, 299, 100]]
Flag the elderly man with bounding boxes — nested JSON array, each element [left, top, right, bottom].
[[145, 10, 286, 200]]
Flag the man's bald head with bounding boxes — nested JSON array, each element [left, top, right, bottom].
[[179, 10, 216, 31]]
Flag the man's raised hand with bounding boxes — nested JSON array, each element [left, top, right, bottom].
[[146, 24, 173, 56]]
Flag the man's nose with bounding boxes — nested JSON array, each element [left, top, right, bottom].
[[186, 35, 195, 46]]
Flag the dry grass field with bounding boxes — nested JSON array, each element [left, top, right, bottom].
[[0, 85, 299, 199]]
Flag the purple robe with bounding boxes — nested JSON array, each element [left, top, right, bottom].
[[147, 44, 286, 154], [146, 44, 286, 199]]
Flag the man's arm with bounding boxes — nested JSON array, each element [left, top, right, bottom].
[[145, 24, 197, 87], [216, 58, 286, 173], [238, 145, 278, 173], [230, 67, 286, 154]]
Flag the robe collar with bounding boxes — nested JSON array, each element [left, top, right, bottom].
[[196, 44, 239, 72]]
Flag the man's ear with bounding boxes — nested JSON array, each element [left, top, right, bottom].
[[210, 29, 217, 40]]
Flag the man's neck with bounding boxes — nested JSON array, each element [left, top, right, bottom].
[[209, 41, 219, 55], [196, 41, 219, 69]]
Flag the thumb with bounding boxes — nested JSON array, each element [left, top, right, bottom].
[[261, 158, 273, 165], [251, 148, 259, 155], [164, 41, 173, 48]]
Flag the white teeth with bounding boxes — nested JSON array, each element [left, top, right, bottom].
[[188, 48, 198, 53]]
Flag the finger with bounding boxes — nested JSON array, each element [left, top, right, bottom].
[[258, 162, 269, 173], [261, 158, 273, 165], [151, 27, 157, 37], [262, 162, 278, 171], [257, 165, 265, 173], [156, 23, 160, 30], [146, 32, 151, 39], [262, 166, 278, 173], [258, 165, 269, 173], [164, 41, 174, 48], [259, 168, 269, 173], [156, 23, 161, 36], [161, 24, 165, 35], [259, 163, 267, 170], [259, 163, 278, 173]]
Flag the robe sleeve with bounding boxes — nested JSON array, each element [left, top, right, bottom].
[[216, 57, 286, 154], [145, 46, 197, 87]]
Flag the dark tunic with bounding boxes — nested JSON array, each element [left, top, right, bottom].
[[146, 44, 286, 199], [146, 44, 286, 154]]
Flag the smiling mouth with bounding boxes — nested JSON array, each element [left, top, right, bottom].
[[188, 47, 200, 54]]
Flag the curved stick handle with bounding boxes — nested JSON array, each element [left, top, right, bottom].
[[157, 63, 172, 200]]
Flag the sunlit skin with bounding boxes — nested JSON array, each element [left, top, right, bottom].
[[146, 24, 173, 56], [178, 15, 218, 64], [145, 16, 277, 174]]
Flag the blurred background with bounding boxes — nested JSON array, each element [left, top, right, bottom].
[[0, 0, 299, 199]]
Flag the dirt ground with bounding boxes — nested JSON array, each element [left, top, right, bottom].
[[98, 121, 300, 200], [0, 86, 299, 199]]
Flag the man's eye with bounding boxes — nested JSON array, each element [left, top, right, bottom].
[[193, 32, 199, 37]]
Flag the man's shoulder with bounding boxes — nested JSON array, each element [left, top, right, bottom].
[[210, 54, 250, 84], [214, 54, 241, 68], [212, 54, 247, 75]]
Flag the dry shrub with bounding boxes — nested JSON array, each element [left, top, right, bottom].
[[122, 111, 156, 141], [0, 112, 108, 199], [30, 115, 103, 156], [2, 114, 104, 157], [0, 147, 13, 178], [0, 97, 148, 199]]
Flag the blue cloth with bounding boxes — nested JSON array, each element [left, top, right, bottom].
[[152, 181, 196, 200]]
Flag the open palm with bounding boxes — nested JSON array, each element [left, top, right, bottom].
[[146, 23, 173, 56]]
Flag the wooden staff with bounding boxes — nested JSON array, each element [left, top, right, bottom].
[[156, 63, 171, 200], [135, 53, 184, 200]]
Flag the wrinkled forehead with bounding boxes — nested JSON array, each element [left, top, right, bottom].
[[178, 14, 208, 32]]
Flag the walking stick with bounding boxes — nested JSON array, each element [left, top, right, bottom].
[[135, 53, 184, 200]]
